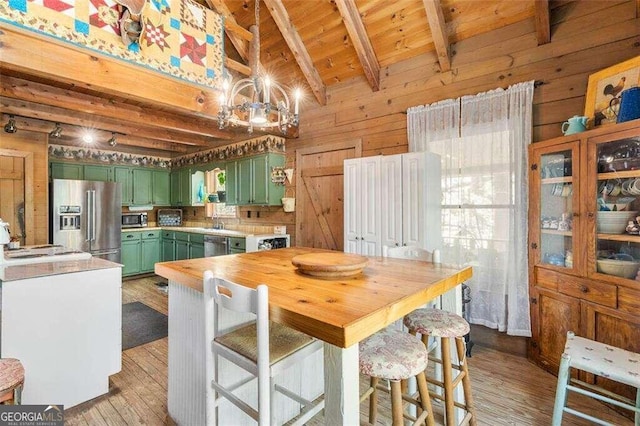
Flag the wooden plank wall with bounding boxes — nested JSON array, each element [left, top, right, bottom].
[[293, 0, 639, 153], [0, 131, 48, 244], [273, 0, 640, 245]]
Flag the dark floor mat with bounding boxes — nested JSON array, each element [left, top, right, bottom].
[[122, 302, 168, 350]]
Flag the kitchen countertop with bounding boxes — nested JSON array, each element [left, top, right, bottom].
[[121, 227, 253, 237], [0, 257, 121, 282]]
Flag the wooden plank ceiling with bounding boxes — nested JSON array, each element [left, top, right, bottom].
[[0, 0, 550, 157]]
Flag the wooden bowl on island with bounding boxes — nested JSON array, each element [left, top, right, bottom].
[[291, 252, 369, 278]]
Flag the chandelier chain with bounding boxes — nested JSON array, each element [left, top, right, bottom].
[[254, 0, 260, 66]]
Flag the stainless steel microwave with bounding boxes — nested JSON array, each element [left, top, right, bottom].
[[122, 212, 148, 228]]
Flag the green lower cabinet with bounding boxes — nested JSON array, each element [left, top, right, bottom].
[[162, 231, 176, 261], [140, 231, 160, 272], [190, 243, 204, 259], [189, 233, 205, 259], [121, 237, 142, 276], [122, 231, 160, 276], [175, 232, 190, 260], [228, 237, 246, 254]]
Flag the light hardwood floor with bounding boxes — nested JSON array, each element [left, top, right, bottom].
[[64, 276, 634, 425]]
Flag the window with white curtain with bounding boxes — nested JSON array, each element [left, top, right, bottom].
[[408, 81, 533, 336]]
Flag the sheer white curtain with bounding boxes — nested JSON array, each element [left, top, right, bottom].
[[407, 81, 534, 336]]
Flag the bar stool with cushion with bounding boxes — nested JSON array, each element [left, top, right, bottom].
[[404, 308, 477, 426], [203, 271, 324, 426], [552, 331, 640, 425], [360, 328, 435, 426], [0, 358, 24, 405]]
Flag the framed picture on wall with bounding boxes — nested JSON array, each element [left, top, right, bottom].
[[584, 56, 640, 127]]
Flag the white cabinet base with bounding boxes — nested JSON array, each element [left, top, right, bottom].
[[1, 267, 122, 408]]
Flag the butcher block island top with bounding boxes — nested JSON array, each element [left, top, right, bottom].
[[155, 247, 472, 348]]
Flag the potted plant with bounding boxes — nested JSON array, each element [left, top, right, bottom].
[[216, 170, 226, 203]]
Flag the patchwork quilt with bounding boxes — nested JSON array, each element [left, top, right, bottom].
[[0, 0, 225, 90]]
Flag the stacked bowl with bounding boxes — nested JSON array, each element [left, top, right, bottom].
[[596, 211, 638, 234]]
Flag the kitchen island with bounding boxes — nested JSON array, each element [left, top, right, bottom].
[[0, 257, 122, 408], [156, 247, 472, 425]]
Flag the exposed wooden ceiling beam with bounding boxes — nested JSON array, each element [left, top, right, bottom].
[[636, 0, 640, 18], [534, 0, 551, 45], [206, 0, 251, 62], [0, 97, 213, 146], [4, 114, 188, 154], [422, 0, 451, 72], [334, 0, 380, 92], [0, 25, 226, 123], [0, 76, 232, 139], [263, 0, 327, 106]]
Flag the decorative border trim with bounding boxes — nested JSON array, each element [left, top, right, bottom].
[[48, 144, 171, 168], [171, 135, 286, 168]]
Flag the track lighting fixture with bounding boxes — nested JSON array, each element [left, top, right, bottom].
[[4, 115, 17, 134], [108, 133, 117, 147], [49, 122, 63, 138]]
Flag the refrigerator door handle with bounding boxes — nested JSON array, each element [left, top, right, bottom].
[[91, 190, 97, 242], [86, 190, 92, 242], [91, 249, 119, 256]]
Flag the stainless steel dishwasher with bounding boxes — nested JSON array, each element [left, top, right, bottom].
[[204, 235, 228, 256]]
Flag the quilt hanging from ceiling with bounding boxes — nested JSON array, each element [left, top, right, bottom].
[[0, 0, 225, 90]]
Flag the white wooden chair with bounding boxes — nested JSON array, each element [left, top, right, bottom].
[[203, 271, 324, 426], [552, 331, 640, 425]]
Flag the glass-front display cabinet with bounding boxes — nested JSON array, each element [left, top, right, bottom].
[[587, 128, 640, 283], [529, 141, 581, 274]]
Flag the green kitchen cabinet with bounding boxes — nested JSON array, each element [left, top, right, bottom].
[[228, 237, 246, 254], [225, 154, 285, 206], [114, 166, 133, 206], [121, 232, 142, 276], [189, 233, 205, 259], [152, 170, 171, 206], [170, 168, 191, 206], [140, 230, 161, 272], [161, 231, 176, 261], [83, 164, 111, 181], [50, 162, 84, 180], [132, 168, 153, 205], [170, 168, 206, 206], [175, 232, 189, 260]]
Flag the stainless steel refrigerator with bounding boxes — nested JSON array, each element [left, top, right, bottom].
[[51, 179, 122, 263]]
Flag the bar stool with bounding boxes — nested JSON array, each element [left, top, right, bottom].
[[0, 358, 24, 405], [359, 328, 435, 426], [552, 331, 640, 425], [404, 308, 477, 426]]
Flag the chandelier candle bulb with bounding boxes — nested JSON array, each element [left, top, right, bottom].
[[264, 77, 271, 103], [294, 89, 300, 115]]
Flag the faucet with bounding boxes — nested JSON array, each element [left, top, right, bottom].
[[211, 212, 224, 230]]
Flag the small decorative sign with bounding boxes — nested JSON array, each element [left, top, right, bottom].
[[271, 166, 286, 185]]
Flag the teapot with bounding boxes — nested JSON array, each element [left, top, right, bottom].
[[561, 115, 588, 135]]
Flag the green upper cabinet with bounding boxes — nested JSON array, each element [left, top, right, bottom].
[[152, 170, 171, 206], [225, 153, 285, 206], [83, 164, 112, 181], [51, 161, 170, 207], [170, 168, 206, 206], [50, 162, 84, 180], [114, 166, 133, 206], [132, 168, 152, 205], [171, 168, 191, 206]]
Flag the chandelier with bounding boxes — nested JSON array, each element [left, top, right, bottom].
[[217, 0, 300, 134]]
